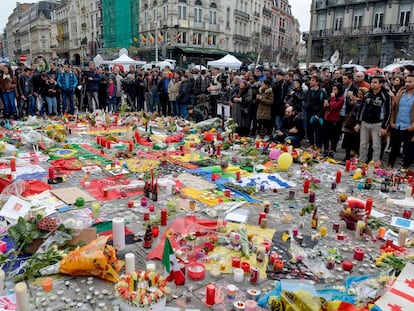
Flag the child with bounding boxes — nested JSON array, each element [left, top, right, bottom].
[[45, 75, 59, 116], [106, 77, 118, 112]]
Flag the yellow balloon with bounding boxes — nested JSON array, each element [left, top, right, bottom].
[[278, 152, 293, 170]]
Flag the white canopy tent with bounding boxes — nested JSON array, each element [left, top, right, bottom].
[[101, 54, 147, 67], [207, 54, 242, 70]]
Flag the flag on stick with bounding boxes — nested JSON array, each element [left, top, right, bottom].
[[161, 237, 185, 285]]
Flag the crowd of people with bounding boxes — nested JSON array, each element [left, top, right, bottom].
[[0, 57, 413, 168]]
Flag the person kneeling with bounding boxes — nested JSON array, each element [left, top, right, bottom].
[[274, 105, 304, 147]]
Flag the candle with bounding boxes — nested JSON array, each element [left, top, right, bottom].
[[42, 277, 53, 292], [405, 185, 412, 198], [236, 171, 241, 182], [125, 253, 135, 274], [403, 209, 412, 219], [258, 212, 266, 225], [0, 269, 4, 296], [365, 198, 373, 219], [331, 182, 337, 190], [146, 262, 156, 271], [232, 256, 241, 268], [48, 167, 55, 179], [91, 201, 100, 219], [233, 268, 244, 283], [377, 227, 386, 239], [216, 145, 221, 156], [129, 142, 133, 152], [355, 220, 365, 240], [345, 160, 351, 172], [143, 211, 150, 221], [241, 262, 251, 274], [245, 300, 257, 311], [255, 140, 260, 148], [15, 282, 29, 311], [112, 217, 125, 250], [161, 209, 167, 226], [149, 204, 155, 212], [106, 140, 111, 149], [319, 226, 328, 237], [336, 170, 342, 183], [206, 284, 216, 305], [399, 228, 408, 247], [353, 248, 365, 261], [10, 159, 16, 172], [303, 179, 310, 193], [309, 192, 315, 203], [141, 197, 147, 207]]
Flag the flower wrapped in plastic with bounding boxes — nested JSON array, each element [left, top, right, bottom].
[[40, 236, 123, 282]]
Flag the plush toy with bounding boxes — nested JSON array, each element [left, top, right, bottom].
[[227, 231, 241, 251]]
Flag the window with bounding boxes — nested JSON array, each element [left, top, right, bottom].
[[163, 4, 168, 20], [209, 3, 217, 24], [374, 13, 383, 28], [353, 15, 362, 29], [226, 7, 230, 28], [400, 11, 410, 27], [193, 32, 202, 45], [194, 7, 202, 23], [334, 17, 342, 31], [178, 1, 187, 20]]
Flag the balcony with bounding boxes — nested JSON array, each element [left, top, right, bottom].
[[193, 21, 204, 29], [262, 7, 272, 17], [234, 9, 249, 20], [233, 34, 249, 42], [209, 24, 219, 31], [310, 23, 414, 39], [262, 25, 272, 34]]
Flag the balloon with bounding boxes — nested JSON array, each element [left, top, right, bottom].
[[269, 149, 281, 161], [278, 152, 293, 170]]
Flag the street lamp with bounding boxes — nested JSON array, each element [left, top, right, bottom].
[[154, 7, 158, 62]]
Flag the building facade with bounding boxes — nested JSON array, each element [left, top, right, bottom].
[[306, 0, 414, 67]]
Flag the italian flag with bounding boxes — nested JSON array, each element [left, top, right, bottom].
[[161, 238, 185, 285]]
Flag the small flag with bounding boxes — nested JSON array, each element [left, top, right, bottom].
[[161, 238, 185, 286], [133, 36, 138, 44], [149, 33, 155, 44], [208, 35, 212, 45], [62, 112, 69, 124], [141, 34, 147, 44], [193, 33, 197, 44], [157, 31, 163, 42], [175, 32, 181, 42]]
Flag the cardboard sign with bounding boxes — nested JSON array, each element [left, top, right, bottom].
[[0, 196, 31, 224]]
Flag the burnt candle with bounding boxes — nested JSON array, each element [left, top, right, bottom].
[[161, 208, 167, 226], [206, 284, 216, 305], [353, 247, 365, 261], [365, 198, 373, 218], [258, 212, 266, 225]]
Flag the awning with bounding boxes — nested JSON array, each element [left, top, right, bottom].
[[174, 46, 228, 56]]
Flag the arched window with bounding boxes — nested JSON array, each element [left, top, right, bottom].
[[209, 3, 217, 25]]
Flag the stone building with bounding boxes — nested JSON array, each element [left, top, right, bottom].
[[306, 0, 414, 67]]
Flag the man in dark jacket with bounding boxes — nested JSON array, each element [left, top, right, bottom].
[[17, 68, 35, 117], [272, 70, 289, 130], [84, 61, 101, 112], [177, 73, 191, 118]]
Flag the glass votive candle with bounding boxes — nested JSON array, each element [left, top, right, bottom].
[[146, 262, 156, 271], [210, 264, 221, 277], [232, 256, 241, 268], [233, 268, 244, 283]]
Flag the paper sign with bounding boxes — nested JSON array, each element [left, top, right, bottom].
[[390, 217, 414, 231], [51, 187, 95, 205], [26, 190, 67, 216], [376, 262, 414, 311], [0, 196, 31, 224]]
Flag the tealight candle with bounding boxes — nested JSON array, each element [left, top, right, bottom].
[[125, 253, 135, 274], [15, 282, 29, 311], [140, 197, 147, 207], [245, 300, 257, 311], [353, 248, 365, 261]]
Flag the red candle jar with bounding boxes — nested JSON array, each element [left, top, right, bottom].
[[336, 170, 342, 183], [48, 167, 55, 179], [269, 252, 279, 264], [241, 262, 251, 274], [342, 260, 353, 271], [224, 189, 231, 197], [255, 141, 260, 149], [403, 209, 412, 219], [273, 259, 284, 271], [106, 140, 111, 149], [149, 204, 155, 212], [345, 160, 351, 172], [10, 159, 16, 172], [161, 208, 167, 226], [151, 226, 160, 237], [337, 233, 345, 241], [292, 228, 299, 236], [141, 197, 147, 207], [127, 200, 134, 208], [143, 211, 150, 221], [258, 212, 266, 225], [236, 171, 241, 182], [129, 142, 133, 152], [353, 248, 365, 261], [216, 145, 221, 156], [303, 179, 310, 193], [206, 284, 216, 305], [365, 198, 373, 218], [231, 256, 241, 268]]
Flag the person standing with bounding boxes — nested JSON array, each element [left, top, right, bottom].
[[159, 70, 171, 115], [57, 64, 78, 115], [17, 67, 35, 117], [44, 74, 59, 116], [0, 65, 18, 118], [388, 74, 414, 168], [256, 79, 274, 137], [230, 79, 252, 137], [106, 77, 118, 113], [303, 74, 328, 152], [207, 67, 221, 117], [177, 73, 191, 118], [168, 71, 181, 116], [84, 62, 101, 112], [355, 75, 391, 164]]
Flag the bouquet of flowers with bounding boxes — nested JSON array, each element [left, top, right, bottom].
[[115, 270, 170, 310]]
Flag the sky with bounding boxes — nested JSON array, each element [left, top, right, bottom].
[[0, 0, 312, 34]]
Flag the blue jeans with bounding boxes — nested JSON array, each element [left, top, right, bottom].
[[46, 97, 57, 115], [170, 101, 179, 116], [150, 92, 160, 113], [180, 104, 188, 118], [1, 91, 17, 116], [285, 135, 302, 147], [19, 95, 35, 116], [61, 89, 75, 114]]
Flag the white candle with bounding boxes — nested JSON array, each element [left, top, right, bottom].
[[355, 220, 365, 240], [112, 217, 125, 251], [146, 262, 156, 272], [399, 228, 408, 247], [233, 268, 244, 283], [15, 282, 29, 311], [0, 269, 4, 296], [125, 253, 135, 274], [405, 186, 412, 198]]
